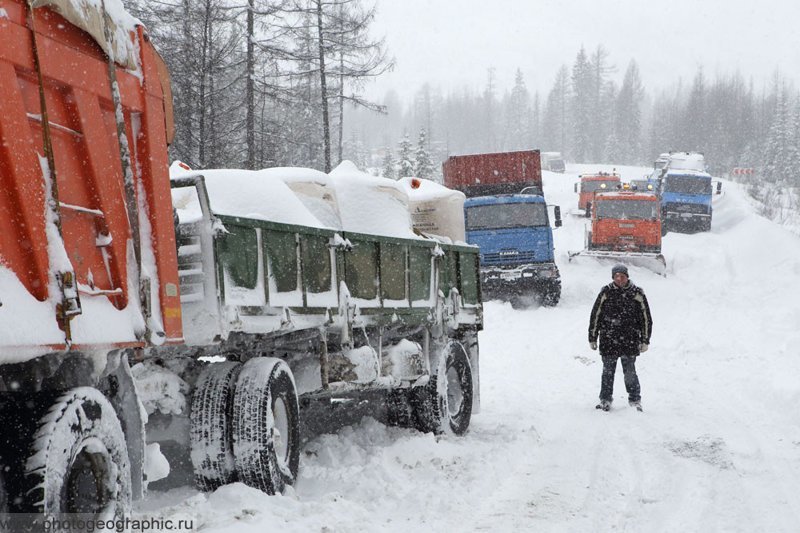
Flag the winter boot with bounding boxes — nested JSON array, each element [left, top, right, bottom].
[[629, 400, 643, 412], [595, 400, 611, 411]]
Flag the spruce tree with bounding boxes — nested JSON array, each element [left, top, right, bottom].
[[571, 47, 593, 162], [414, 128, 435, 179], [614, 61, 644, 164], [542, 65, 570, 154], [504, 69, 531, 150], [381, 148, 395, 179], [397, 133, 415, 178]]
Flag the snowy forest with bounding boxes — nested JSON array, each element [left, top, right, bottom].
[[130, 1, 800, 200]]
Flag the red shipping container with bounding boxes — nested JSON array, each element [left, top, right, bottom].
[[442, 150, 542, 197]]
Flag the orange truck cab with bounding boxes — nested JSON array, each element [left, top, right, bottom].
[[588, 190, 662, 255], [569, 187, 666, 275], [574, 172, 621, 215]]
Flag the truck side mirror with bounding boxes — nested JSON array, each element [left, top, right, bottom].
[[553, 205, 562, 228], [573, 183, 578, 193], [716, 182, 722, 194]]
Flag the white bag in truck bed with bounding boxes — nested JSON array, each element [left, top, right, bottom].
[[399, 177, 466, 243]]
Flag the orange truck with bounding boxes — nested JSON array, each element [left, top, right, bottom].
[[573, 172, 621, 216], [568, 188, 666, 275], [0, 0, 179, 522]]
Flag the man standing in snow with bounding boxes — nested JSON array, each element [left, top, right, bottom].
[[588, 264, 652, 412]]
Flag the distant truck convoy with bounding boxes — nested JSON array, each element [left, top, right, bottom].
[[0, 0, 482, 525], [658, 152, 721, 234], [541, 151, 566, 173], [574, 172, 622, 216], [569, 186, 666, 275], [443, 150, 562, 308]]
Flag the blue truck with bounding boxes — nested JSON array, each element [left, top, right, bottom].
[[443, 151, 562, 308], [653, 152, 721, 234]]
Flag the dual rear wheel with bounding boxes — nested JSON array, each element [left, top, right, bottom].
[[190, 358, 300, 495]]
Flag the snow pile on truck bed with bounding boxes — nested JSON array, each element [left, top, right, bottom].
[[171, 168, 332, 229], [329, 161, 421, 240], [33, 0, 141, 71], [260, 167, 343, 230]]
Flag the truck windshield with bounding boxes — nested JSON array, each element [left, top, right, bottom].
[[596, 200, 658, 220], [630, 180, 656, 192], [663, 176, 712, 195], [549, 160, 565, 172], [466, 203, 548, 230], [581, 180, 619, 193]]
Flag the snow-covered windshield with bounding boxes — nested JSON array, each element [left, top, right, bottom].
[[466, 203, 548, 230], [664, 176, 712, 195], [581, 180, 619, 193], [596, 200, 658, 220]]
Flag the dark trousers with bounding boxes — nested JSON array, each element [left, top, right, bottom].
[[599, 355, 640, 402]]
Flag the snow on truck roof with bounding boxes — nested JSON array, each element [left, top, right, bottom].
[[667, 152, 706, 171], [665, 169, 712, 179], [34, 0, 142, 71]]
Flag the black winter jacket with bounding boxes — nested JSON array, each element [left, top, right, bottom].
[[588, 281, 652, 357]]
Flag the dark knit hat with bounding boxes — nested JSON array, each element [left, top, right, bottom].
[[612, 264, 629, 277]]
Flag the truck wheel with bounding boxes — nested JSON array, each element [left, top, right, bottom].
[[386, 388, 415, 428], [190, 361, 242, 491], [232, 358, 300, 495], [541, 283, 561, 307], [0, 468, 7, 514], [413, 342, 473, 435], [509, 295, 529, 310], [23, 387, 131, 522]]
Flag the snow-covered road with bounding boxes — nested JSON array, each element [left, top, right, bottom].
[[141, 166, 800, 532]]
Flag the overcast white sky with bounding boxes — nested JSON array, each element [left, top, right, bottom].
[[366, 0, 800, 103]]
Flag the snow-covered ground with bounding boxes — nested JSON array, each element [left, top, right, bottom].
[[140, 164, 800, 532]]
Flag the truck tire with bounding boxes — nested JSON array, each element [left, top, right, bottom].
[[0, 467, 7, 515], [510, 295, 535, 310], [386, 388, 415, 428], [413, 342, 473, 436], [541, 282, 561, 307], [190, 361, 242, 491], [232, 358, 300, 495], [23, 387, 131, 522]]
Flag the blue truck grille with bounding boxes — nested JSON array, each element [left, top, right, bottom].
[[664, 202, 708, 215], [483, 251, 536, 264]]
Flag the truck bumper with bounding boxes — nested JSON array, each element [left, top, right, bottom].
[[480, 263, 561, 300], [664, 212, 711, 233]]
